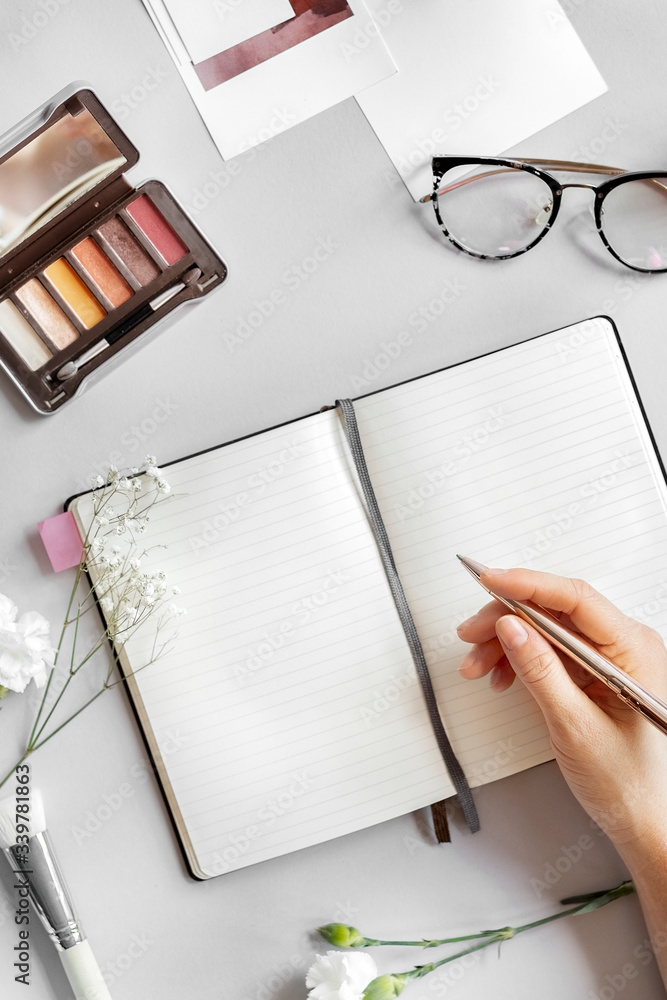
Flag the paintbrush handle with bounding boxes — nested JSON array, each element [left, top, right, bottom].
[[60, 940, 112, 1000]]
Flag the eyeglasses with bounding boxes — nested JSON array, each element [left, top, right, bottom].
[[420, 157, 667, 272]]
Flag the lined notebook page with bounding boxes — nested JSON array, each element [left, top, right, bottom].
[[352, 317, 667, 787], [73, 412, 453, 878]]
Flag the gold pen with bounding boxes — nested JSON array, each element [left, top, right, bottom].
[[457, 555, 667, 739]]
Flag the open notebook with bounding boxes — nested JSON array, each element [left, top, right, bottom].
[[69, 317, 667, 878]]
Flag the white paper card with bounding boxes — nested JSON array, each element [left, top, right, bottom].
[[356, 0, 607, 200], [141, 0, 397, 159], [162, 0, 295, 65]]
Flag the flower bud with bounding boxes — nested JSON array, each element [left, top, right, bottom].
[[317, 923, 367, 948], [362, 973, 409, 999]]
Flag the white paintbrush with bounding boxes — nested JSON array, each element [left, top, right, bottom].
[[0, 788, 112, 1000]]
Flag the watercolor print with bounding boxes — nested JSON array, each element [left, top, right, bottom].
[[194, 0, 354, 90]]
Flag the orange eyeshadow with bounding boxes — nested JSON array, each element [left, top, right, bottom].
[[70, 238, 133, 308], [43, 258, 106, 328]]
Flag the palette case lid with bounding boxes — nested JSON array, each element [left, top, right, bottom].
[[0, 83, 140, 287]]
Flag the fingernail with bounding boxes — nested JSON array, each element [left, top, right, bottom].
[[483, 567, 508, 576], [490, 665, 505, 691], [456, 613, 479, 632], [457, 649, 479, 673], [496, 616, 528, 651]]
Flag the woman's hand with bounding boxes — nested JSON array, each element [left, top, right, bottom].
[[457, 566, 667, 867]]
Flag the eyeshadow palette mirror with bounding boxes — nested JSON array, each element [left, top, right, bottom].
[[0, 85, 227, 414]]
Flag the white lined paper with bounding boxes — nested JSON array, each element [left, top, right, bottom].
[[352, 317, 667, 789], [72, 318, 667, 876]]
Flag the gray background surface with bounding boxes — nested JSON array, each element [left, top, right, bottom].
[[0, 1, 666, 997]]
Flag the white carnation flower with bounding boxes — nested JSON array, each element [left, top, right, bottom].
[[306, 951, 377, 1000], [0, 601, 55, 694]]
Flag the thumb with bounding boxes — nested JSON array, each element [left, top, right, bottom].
[[495, 614, 594, 733]]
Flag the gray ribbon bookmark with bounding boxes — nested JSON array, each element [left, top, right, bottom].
[[336, 398, 480, 835]]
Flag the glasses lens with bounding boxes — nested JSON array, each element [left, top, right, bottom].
[[434, 164, 554, 257], [600, 177, 667, 270]]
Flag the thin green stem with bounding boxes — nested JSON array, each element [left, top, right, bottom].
[[28, 563, 83, 744], [362, 932, 500, 948], [28, 689, 107, 752], [366, 885, 635, 993], [0, 753, 31, 791]]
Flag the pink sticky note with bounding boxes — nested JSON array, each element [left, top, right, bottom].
[[38, 511, 83, 572]]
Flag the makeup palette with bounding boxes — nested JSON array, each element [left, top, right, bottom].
[[0, 86, 227, 413]]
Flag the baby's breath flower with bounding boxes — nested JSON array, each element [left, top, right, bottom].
[[172, 586, 181, 596], [95, 515, 108, 526], [156, 478, 171, 494], [144, 454, 156, 466], [91, 475, 105, 488], [130, 558, 140, 570], [107, 465, 119, 481], [146, 465, 161, 478]]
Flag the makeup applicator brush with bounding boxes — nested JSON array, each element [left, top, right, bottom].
[[0, 789, 112, 999], [56, 265, 202, 380]]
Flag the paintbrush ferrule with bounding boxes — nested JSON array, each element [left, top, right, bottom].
[[5, 831, 85, 951]]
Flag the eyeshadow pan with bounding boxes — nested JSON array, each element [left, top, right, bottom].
[[15, 279, 78, 349], [71, 238, 133, 308], [126, 195, 188, 265], [43, 258, 106, 329], [98, 217, 161, 286], [0, 299, 52, 370]]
